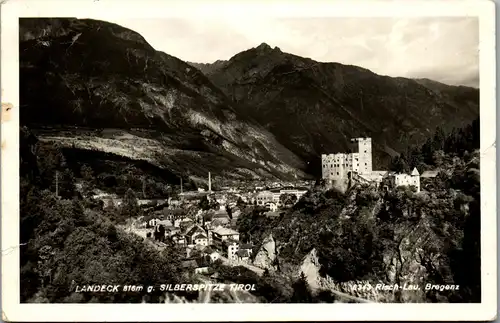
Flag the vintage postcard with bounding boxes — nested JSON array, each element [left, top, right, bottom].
[[1, 0, 497, 321]]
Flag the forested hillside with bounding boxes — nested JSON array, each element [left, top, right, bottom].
[[19, 127, 192, 303]]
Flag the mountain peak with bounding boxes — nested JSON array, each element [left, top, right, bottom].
[[255, 42, 281, 53], [256, 42, 272, 50]]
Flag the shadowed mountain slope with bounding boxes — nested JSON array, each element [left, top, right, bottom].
[[20, 19, 308, 184], [198, 43, 479, 175]]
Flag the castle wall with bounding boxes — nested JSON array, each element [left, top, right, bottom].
[[322, 153, 353, 181], [322, 138, 420, 193]]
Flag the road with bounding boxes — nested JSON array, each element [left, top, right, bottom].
[[217, 254, 265, 276]]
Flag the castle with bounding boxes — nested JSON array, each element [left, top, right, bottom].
[[321, 137, 420, 192]]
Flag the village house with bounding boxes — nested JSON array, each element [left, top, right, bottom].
[[236, 249, 251, 263], [163, 208, 185, 222], [157, 219, 173, 227], [167, 197, 181, 207], [164, 226, 180, 237], [195, 256, 212, 273], [240, 243, 253, 252], [268, 202, 279, 212], [279, 187, 308, 200], [184, 224, 205, 240], [187, 229, 209, 246], [148, 218, 160, 228], [255, 191, 275, 206], [212, 226, 240, 250], [201, 246, 220, 263], [226, 239, 239, 261], [171, 233, 186, 246], [181, 259, 199, 272]]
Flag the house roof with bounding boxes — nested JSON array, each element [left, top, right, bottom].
[[421, 170, 439, 178], [411, 167, 420, 176], [212, 226, 239, 236], [193, 233, 207, 241], [186, 225, 206, 236], [239, 243, 253, 250], [181, 260, 198, 268], [212, 219, 229, 227], [195, 257, 210, 267], [202, 246, 215, 254], [225, 238, 239, 245], [236, 249, 250, 258], [157, 220, 173, 226], [213, 211, 229, 218]]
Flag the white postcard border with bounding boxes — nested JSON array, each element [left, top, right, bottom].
[[1, 0, 496, 321]]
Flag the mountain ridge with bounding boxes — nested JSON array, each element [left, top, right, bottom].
[[198, 42, 479, 174], [20, 19, 479, 181]]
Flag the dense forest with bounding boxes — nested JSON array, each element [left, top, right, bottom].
[[389, 117, 480, 173]]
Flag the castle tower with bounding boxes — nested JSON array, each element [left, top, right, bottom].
[[351, 138, 372, 175], [411, 167, 420, 192]]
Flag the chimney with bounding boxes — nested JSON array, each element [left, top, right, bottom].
[[208, 172, 212, 193]]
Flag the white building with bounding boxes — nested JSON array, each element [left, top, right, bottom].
[[193, 233, 209, 246], [322, 137, 371, 181], [321, 137, 420, 192], [269, 202, 278, 212], [227, 240, 239, 261], [393, 168, 421, 192]]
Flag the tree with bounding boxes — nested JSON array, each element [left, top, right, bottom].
[[280, 193, 298, 206], [80, 165, 94, 183], [237, 197, 245, 208], [120, 188, 140, 224], [226, 205, 233, 219], [390, 155, 410, 173], [58, 169, 76, 199], [199, 196, 210, 211], [291, 272, 313, 303], [431, 126, 446, 151], [432, 150, 446, 167], [154, 225, 165, 242]]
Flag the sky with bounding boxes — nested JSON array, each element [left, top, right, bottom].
[[107, 17, 479, 88]]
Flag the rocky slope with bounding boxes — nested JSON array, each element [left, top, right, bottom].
[[19, 19, 307, 184], [246, 149, 481, 303], [252, 233, 278, 271], [198, 43, 480, 175]]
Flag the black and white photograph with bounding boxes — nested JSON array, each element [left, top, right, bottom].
[[1, 0, 496, 321]]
